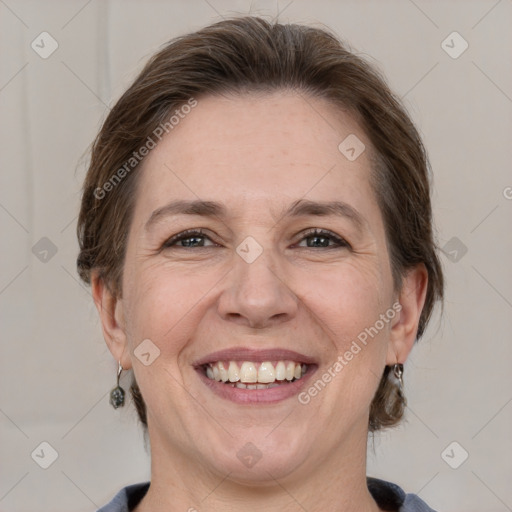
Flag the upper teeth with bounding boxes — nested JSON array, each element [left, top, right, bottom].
[[205, 360, 307, 384]]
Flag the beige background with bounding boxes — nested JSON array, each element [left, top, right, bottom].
[[1, 1, 511, 511]]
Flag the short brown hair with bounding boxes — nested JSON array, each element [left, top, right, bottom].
[[77, 16, 444, 431]]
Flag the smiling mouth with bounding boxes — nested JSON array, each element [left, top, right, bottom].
[[202, 360, 308, 389]]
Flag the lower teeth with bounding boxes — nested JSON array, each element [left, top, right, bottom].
[[229, 380, 295, 389]]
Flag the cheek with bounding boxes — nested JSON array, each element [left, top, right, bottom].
[[296, 262, 390, 405], [123, 263, 220, 356], [123, 250, 390, 354], [298, 259, 388, 344], [122, 266, 215, 415]]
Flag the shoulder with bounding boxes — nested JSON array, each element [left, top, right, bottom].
[[367, 477, 438, 512], [96, 482, 150, 512], [402, 492, 438, 512]]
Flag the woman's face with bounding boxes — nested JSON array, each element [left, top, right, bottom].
[[100, 91, 425, 484]]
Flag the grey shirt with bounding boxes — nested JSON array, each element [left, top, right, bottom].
[[97, 478, 437, 511]]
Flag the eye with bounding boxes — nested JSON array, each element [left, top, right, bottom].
[[295, 228, 351, 249], [162, 229, 218, 248], [161, 228, 350, 250]]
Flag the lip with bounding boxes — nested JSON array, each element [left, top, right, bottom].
[[193, 347, 318, 405], [193, 347, 318, 367], [196, 365, 317, 404]]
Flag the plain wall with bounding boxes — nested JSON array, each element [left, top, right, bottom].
[[0, 1, 511, 511]]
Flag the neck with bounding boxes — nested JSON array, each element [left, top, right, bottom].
[[134, 421, 382, 512]]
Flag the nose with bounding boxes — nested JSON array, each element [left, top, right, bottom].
[[217, 247, 299, 329]]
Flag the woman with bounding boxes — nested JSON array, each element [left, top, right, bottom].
[[77, 16, 444, 512]]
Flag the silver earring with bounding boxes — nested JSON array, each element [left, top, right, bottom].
[[109, 361, 125, 409], [393, 363, 404, 394]]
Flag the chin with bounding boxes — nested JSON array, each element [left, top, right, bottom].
[[203, 430, 311, 484]]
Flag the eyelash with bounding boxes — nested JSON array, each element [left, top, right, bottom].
[[162, 228, 351, 250]]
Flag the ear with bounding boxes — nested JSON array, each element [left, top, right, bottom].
[[91, 271, 132, 370], [387, 263, 428, 365]]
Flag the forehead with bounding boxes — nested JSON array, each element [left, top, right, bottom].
[[134, 91, 379, 223]]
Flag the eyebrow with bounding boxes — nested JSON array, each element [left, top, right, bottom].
[[145, 198, 366, 231]]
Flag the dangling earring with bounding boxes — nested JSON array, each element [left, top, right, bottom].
[[109, 361, 125, 409], [393, 363, 404, 395]]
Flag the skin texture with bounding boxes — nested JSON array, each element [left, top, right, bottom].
[[92, 91, 428, 512]]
